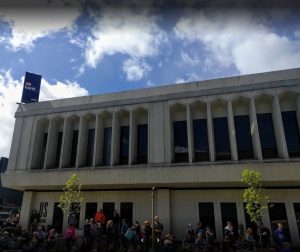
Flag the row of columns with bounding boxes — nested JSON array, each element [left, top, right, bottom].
[[31, 109, 148, 170], [169, 95, 300, 163]]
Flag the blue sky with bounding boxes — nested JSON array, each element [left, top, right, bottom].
[[0, 0, 300, 156]]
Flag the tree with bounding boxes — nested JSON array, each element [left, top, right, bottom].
[[58, 174, 84, 223], [241, 169, 269, 245]]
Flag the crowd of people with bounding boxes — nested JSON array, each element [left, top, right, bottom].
[[0, 208, 294, 252]]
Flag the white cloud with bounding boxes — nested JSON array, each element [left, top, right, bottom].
[[0, 0, 81, 50], [175, 72, 200, 84], [181, 51, 200, 66], [122, 58, 151, 81], [174, 10, 300, 74], [83, 8, 167, 70], [0, 70, 88, 157]]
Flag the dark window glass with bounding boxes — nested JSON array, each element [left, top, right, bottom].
[[198, 202, 215, 232], [268, 203, 290, 242], [85, 202, 97, 220], [54, 132, 63, 168], [86, 129, 95, 166], [103, 127, 112, 166], [40, 132, 48, 168], [52, 203, 63, 233], [70, 130, 78, 167], [257, 113, 278, 158], [120, 202, 133, 225], [293, 203, 300, 239], [282, 111, 300, 157], [137, 124, 148, 164], [173, 121, 188, 162], [103, 202, 115, 223], [119, 126, 129, 165], [193, 119, 209, 161], [213, 117, 231, 160], [69, 203, 80, 228], [234, 115, 254, 159], [221, 203, 238, 239], [243, 203, 258, 241]]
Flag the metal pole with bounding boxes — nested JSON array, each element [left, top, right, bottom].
[[151, 187, 155, 252]]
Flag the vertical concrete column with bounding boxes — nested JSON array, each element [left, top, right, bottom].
[[186, 103, 194, 163], [129, 110, 137, 165], [227, 100, 238, 161], [156, 189, 171, 235], [165, 103, 174, 163], [272, 95, 289, 159], [60, 117, 73, 168], [44, 119, 56, 169], [149, 103, 165, 164], [111, 112, 120, 166], [94, 114, 104, 167], [207, 102, 215, 161], [249, 97, 263, 160], [19, 191, 36, 230], [77, 115, 89, 167]]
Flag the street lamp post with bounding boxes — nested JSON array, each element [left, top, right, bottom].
[[151, 187, 155, 252]]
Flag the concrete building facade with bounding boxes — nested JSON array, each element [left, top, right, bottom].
[[2, 68, 300, 245]]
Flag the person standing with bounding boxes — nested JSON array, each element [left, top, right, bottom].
[[142, 220, 152, 252], [65, 224, 76, 252], [95, 209, 106, 225], [275, 223, 288, 249]]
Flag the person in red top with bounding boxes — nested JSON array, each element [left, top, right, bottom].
[[94, 209, 106, 224]]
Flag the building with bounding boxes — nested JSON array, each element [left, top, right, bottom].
[[2, 68, 300, 244], [0, 157, 23, 219]]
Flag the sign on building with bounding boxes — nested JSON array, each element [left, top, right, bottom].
[[21, 72, 42, 103]]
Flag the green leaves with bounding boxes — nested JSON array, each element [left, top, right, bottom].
[[241, 169, 269, 224], [58, 174, 84, 216]]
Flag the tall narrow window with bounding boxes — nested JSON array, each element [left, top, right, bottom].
[[86, 129, 95, 166], [54, 132, 63, 168], [40, 132, 48, 168], [220, 203, 238, 238], [198, 202, 215, 232], [103, 202, 115, 222], [173, 121, 188, 162], [103, 127, 112, 166], [268, 203, 290, 241], [85, 202, 97, 220], [70, 130, 78, 167], [214, 117, 231, 160], [137, 124, 148, 164], [257, 113, 278, 158], [193, 119, 209, 161], [120, 202, 133, 225], [282, 111, 300, 157], [234, 115, 254, 159], [119, 126, 129, 165], [52, 203, 63, 233]]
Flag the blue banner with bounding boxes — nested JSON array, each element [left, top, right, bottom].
[[21, 72, 42, 103]]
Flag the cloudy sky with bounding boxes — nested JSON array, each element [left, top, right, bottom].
[[0, 0, 300, 157]]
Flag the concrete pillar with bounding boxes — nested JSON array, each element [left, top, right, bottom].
[[156, 189, 171, 235], [249, 97, 263, 160], [19, 191, 36, 230], [166, 103, 174, 163], [129, 110, 137, 165], [76, 116, 89, 167], [272, 95, 289, 159], [186, 103, 194, 163], [227, 100, 238, 161], [214, 200, 223, 242], [111, 112, 120, 166], [60, 117, 73, 168], [207, 102, 215, 161], [94, 114, 104, 167], [149, 103, 165, 164], [44, 119, 57, 169]]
